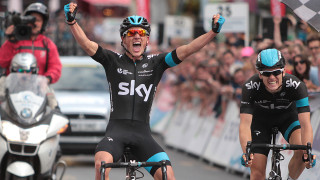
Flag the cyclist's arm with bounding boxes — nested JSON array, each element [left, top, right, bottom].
[[68, 23, 98, 56], [239, 113, 252, 153], [176, 14, 221, 61], [294, 76, 313, 146], [65, 3, 98, 56], [298, 112, 313, 146]]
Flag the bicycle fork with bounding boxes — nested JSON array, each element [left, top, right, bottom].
[[268, 150, 282, 180], [268, 127, 282, 180], [126, 160, 137, 180]]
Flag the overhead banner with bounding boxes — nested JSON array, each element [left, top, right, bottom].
[[136, 0, 150, 22], [270, 0, 286, 17]]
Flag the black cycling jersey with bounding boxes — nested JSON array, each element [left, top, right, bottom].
[[91, 46, 181, 123], [240, 73, 310, 114]]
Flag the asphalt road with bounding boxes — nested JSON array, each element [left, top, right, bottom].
[[59, 135, 248, 180]]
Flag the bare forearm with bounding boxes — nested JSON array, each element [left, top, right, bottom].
[[239, 113, 253, 153], [273, 17, 283, 48], [176, 31, 216, 60], [69, 22, 98, 56], [299, 112, 313, 145]]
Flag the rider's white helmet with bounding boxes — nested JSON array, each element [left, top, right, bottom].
[[10, 53, 38, 74]]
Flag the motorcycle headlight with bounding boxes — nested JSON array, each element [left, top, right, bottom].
[[1, 120, 48, 144]]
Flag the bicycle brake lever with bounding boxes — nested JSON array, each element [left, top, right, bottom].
[[307, 142, 312, 167], [245, 141, 252, 165]]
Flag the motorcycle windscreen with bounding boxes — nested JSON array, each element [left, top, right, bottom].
[[6, 73, 48, 125]]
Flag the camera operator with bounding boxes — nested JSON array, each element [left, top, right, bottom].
[[0, 2, 61, 109]]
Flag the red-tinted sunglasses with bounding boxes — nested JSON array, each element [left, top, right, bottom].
[[124, 29, 149, 37]]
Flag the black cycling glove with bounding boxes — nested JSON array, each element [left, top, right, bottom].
[[64, 3, 78, 23], [212, 15, 225, 33]]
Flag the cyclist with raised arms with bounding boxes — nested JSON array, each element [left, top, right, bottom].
[[64, 2, 225, 180], [239, 49, 316, 180]]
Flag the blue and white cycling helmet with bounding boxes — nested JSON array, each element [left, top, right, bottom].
[[256, 49, 286, 71], [119, 15, 151, 37]]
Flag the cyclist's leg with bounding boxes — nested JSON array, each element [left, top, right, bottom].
[[278, 111, 303, 180], [94, 119, 127, 180], [131, 121, 175, 180], [288, 129, 304, 179], [95, 151, 113, 180], [250, 110, 272, 180], [250, 153, 267, 180]]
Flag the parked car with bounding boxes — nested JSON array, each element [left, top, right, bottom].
[[52, 56, 110, 155]]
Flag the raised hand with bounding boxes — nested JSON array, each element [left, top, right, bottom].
[[64, 3, 78, 23], [212, 14, 225, 33]]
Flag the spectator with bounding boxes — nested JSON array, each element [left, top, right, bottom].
[[309, 55, 320, 87], [279, 44, 293, 73], [289, 43, 307, 58], [292, 55, 319, 91], [240, 47, 254, 61], [306, 33, 320, 66], [231, 68, 246, 103], [241, 48, 258, 78]]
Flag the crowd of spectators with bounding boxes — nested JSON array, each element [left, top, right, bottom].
[[42, 13, 320, 120], [152, 16, 320, 121]]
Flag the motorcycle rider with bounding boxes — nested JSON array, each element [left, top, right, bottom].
[[0, 52, 69, 180], [0, 53, 54, 109]]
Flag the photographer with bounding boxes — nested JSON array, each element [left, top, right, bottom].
[[0, 2, 61, 109], [0, 2, 61, 84]]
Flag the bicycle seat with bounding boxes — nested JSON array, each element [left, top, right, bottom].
[[272, 127, 279, 134]]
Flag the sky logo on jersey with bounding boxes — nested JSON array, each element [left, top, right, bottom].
[[117, 68, 133, 75], [245, 81, 261, 90], [118, 80, 153, 102], [286, 78, 300, 89]]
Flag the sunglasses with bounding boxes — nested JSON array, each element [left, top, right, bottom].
[[124, 29, 149, 37], [260, 69, 284, 77], [294, 60, 306, 66], [12, 68, 35, 73], [309, 46, 319, 51]]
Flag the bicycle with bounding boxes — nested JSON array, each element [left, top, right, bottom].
[[100, 147, 168, 180], [245, 127, 313, 180]]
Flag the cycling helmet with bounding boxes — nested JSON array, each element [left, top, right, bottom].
[[10, 53, 38, 74], [119, 15, 151, 37], [23, 2, 49, 33], [256, 49, 285, 71]]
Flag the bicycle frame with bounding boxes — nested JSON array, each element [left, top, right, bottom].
[[246, 127, 312, 180], [268, 127, 282, 180], [100, 147, 168, 180]]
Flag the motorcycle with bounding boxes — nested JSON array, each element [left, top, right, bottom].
[[0, 73, 69, 180]]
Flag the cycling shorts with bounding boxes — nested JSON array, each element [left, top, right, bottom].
[[95, 119, 171, 176], [251, 109, 301, 156]]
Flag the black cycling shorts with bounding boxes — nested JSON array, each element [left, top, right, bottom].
[[95, 119, 171, 176], [251, 109, 301, 156]]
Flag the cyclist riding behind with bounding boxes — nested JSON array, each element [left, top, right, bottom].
[[239, 49, 316, 180], [64, 2, 225, 180]]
